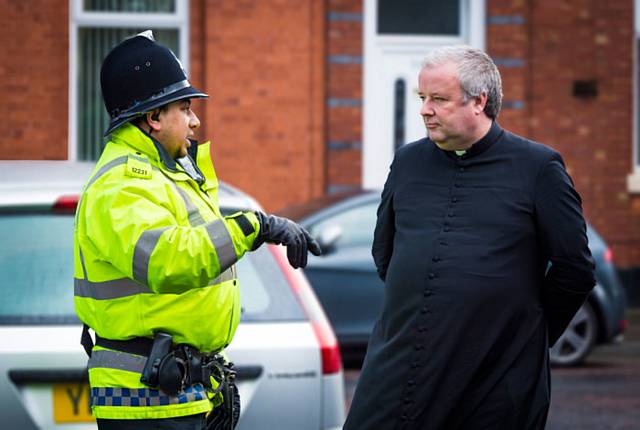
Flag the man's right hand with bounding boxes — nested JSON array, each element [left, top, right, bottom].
[[252, 212, 322, 269]]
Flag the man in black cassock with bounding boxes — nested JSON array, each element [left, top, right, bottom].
[[343, 46, 596, 430]]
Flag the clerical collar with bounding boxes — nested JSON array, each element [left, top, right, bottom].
[[459, 121, 503, 158]]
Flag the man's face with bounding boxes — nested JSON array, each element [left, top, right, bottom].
[[153, 99, 200, 159], [418, 62, 485, 151]]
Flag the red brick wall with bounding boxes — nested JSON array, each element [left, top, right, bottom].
[[190, 0, 326, 212], [0, 0, 68, 159], [326, 0, 363, 193], [486, 1, 530, 137], [2, 0, 638, 268], [487, 0, 638, 268]]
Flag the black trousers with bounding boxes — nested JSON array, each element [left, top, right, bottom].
[[97, 413, 206, 430]]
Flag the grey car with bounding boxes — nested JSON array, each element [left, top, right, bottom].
[[0, 161, 345, 430], [283, 190, 628, 367]]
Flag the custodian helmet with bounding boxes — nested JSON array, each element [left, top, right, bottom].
[[100, 31, 208, 135]]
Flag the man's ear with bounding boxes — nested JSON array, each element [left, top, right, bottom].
[[473, 93, 488, 115], [146, 109, 162, 132]]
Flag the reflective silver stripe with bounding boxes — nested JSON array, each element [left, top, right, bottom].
[[75, 156, 129, 241], [156, 168, 207, 227], [205, 220, 237, 272], [91, 384, 207, 407], [78, 247, 89, 281], [173, 185, 206, 226], [116, 80, 192, 119], [88, 349, 146, 373], [209, 265, 237, 285], [132, 227, 169, 286], [88, 156, 130, 189], [74, 278, 152, 300]]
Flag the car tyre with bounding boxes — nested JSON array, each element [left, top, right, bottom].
[[549, 301, 597, 366]]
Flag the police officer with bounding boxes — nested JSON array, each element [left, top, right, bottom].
[[73, 31, 321, 430]]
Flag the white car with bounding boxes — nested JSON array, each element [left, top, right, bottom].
[[0, 161, 345, 430]]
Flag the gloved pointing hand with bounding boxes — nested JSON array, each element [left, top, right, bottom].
[[252, 212, 322, 268]]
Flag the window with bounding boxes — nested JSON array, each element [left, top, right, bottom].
[[308, 202, 379, 250], [394, 78, 406, 152], [70, 0, 189, 161], [377, 0, 460, 36], [0, 213, 303, 325], [0, 214, 76, 324]]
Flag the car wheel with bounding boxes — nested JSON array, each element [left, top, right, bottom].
[[549, 301, 597, 366]]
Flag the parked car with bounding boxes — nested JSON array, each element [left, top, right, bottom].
[[282, 190, 628, 368], [0, 161, 345, 430]]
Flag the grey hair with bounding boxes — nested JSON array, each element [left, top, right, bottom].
[[421, 45, 503, 119]]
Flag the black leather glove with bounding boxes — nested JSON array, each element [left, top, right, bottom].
[[252, 212, 322, 268]]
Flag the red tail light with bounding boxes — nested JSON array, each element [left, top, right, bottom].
[[619, 319, 628, 332], [53, 195, 79, 213], [269, 245, 343, 374], [604, 247, 613, 263]]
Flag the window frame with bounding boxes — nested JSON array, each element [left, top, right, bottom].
[[631, 2, 640, 191], [68, 0, 190, 161]]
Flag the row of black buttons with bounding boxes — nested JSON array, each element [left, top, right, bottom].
[[398, 168, 466, 426]]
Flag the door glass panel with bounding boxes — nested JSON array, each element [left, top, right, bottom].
[[83, 0, 175, 12], [377, 0, 460, 36], [394, 78, 406, 151]]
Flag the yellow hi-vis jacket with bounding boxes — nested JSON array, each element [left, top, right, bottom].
[[73, 123, 260, 420]]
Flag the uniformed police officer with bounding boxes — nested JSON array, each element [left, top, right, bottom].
[[73, 31, 321, 430]]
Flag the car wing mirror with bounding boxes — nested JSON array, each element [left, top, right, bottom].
[[316, 225, 343, 255]]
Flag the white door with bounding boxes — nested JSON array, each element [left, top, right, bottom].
[[362, 0, 486, 188]]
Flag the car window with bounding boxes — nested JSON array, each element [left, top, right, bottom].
[[0, 214, 76, 324], [236, 245, 305, 322], [0, 213, 303, 324], [308, 202, 378, 249]]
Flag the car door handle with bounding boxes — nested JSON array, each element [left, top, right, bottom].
[[9, 366, 264, 384], [9, 368, 88, 384], [235, 365, 263, 381]]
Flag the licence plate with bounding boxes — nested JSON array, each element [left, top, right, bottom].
[[53, 383, 95, 423]]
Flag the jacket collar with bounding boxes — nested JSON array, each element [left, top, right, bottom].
[[110, 123, 181, 171]]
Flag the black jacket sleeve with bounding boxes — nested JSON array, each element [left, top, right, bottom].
[[372, 162, 396, 281], [534, 153, 596, 346]]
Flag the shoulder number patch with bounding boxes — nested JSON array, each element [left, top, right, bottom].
[[125, 154, 152, 179]]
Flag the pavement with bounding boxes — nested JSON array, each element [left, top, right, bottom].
[[546, 308, 640, 429]]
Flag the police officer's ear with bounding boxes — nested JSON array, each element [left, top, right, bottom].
[[146, 109, 163, 132]]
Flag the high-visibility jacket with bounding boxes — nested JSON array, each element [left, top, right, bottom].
[[73, 123, 260, 420]]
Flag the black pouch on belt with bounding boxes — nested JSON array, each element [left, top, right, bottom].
[[140, 332, 186, 396], [157, 351, 187, 396]]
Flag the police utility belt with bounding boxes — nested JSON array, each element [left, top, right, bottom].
[[81, 325, 234, 396]]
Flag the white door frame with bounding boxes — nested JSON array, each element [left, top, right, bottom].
[[362, 0, 486, 189]]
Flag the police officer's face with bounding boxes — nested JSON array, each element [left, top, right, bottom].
[[154, 99, 201, 159], [418, 62, 487, 151]]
